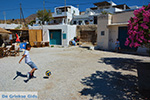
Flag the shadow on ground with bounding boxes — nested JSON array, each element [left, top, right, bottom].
[[80, 57, 150, 99], [13, 71, 31, 83], [98, 58, 142, 72], [13, 71, 27, 80], [80, 71, 143, 100]]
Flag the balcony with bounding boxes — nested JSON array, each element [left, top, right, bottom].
[[52, 12, 72, 18]]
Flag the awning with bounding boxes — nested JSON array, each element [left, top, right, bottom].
[[0, 28, 12, 34]]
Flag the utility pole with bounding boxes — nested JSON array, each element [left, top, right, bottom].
[[3, 12, 6, 24], [43, 0, 45, 25], [65, 0, 66, 24], [65, 0, 66, 10], [43, 0, 45, 10], [20, 3, 22, 24], [20, 3, 25, 25], [42, 0, 45, 39], [20, 4, 21, 24], [77, 5, 79, 9]]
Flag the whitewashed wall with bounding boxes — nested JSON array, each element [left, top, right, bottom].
[[0, 24, 21, 29], [97, 14, 112, 50], [108, 26, 118, 50], [30, 25, 76, 46], [97, 11, 149, 55], [67, 25, 76, 45]]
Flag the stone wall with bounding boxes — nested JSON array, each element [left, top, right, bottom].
[[76, 25, 97, 44]]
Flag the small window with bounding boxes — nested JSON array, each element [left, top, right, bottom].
[[54, 20, 56, 23], [79, 21, 82, 25], [68, 19, 70, 24], [63, 34, 66, 39], [84, 20, 89, 24], [73, 21, 76, 24], [101, 31, 105, 36]]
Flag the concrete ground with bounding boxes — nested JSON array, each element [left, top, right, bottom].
[[0, 47, 150, 100]]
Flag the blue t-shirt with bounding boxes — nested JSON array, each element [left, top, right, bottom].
[[72, 40, 76, 45], [20, 42, 27, 49]]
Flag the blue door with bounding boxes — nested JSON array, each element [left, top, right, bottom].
[[49, 30, 61, 45], [118, 27, 137, 51]]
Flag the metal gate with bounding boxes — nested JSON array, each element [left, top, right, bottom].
[[49, 30, 61, 45], [118, 27, 137, 51]]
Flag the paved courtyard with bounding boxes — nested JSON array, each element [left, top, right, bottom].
[[0, 47, 150, 100]]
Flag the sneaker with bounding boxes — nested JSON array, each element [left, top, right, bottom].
[[27, 72, 30, 79], [32, 75, 36, 78], [30, 73, 33, 78], [27, 72, 33, 79]]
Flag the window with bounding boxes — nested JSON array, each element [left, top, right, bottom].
[[56, 9, 62, 14], [54, 20, 56, 23], [85, 20, 89, 25], [73, 21, 77, 24], [68, 19, 70, 24], [94, 16, 97, 24], [79, 21, 82, 25], [73, 10, 75, 15], [63, 34, 66, 39], [64, 19, 66, 24], [101, 31, 105, 36]]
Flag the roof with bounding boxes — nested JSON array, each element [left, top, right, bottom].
[[53, 16, 67, 19], [114, 9, 134, 14], [55, 5, 76, 9], [107, 22, 129, 26], [90, 7, 98, 10], [9, 29, 29, 31], [80, 12, 85, 15], [73, 14, 89, 19], [113, 4, 130, 9], [94, 1, 111, 7], [0, 28, 11, 34]]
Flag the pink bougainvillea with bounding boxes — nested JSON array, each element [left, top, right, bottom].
[[125, 3, 150, 48]]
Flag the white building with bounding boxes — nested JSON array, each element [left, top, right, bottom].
[[129, 6, 141, 10], [34, 6, 79, 25], [71, 1, 131, 25], [0, 24, 21, 29], [97, 11, 149, 55], [30, 6, 79, 46], [29, 25, 76, 46], [52, 6, 79, 25]]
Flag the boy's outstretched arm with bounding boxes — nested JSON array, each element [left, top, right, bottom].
[[19, 55, 26, 63]]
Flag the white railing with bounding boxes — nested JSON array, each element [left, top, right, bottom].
[[52, 12, 72, 17]]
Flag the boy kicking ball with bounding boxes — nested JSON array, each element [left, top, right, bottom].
[[19, 44, 38, 79]]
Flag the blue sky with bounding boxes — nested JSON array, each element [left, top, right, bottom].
[[0, 0, 149, 20]]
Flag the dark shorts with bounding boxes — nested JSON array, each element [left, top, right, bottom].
[[27, 61, 38, 70], [116, 44, 120, 48]]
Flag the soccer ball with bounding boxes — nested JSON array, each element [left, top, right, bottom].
[[45, 70, 51, 76]]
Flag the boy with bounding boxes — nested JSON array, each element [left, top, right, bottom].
[[19, 44, 38, 78], [115, 39, 121, 51]]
